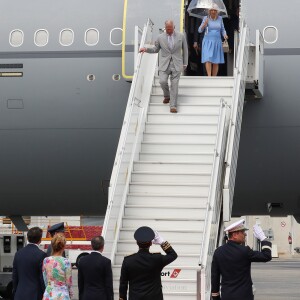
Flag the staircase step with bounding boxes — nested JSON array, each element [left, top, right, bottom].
[[149, 103, 220, 114], [147, 113, 219, 123], [121, 217, 205, 230], [143, 133, 216, 144], [115, 241, 203, 254], [127, 193, 208, 206], [131, 171, 211, 184], [141, 142, 215, 153], [152, 85, 232, 96], [145, 122, 218, 134], [115, 253, 200, 266], [154, 75, 234, 87], [124, 205, 207, 219], [112, 265, 200, 279], [129, 182, 209, 195], [113, 279, 198, 294], [119, 228, 203, 242], [133, 161, 213, 172], [150, 94, 232, 105], [112, 291, 197, 300], [139, 152, 214, 163], [162, 292, 198, 299]]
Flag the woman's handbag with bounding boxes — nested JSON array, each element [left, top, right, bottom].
[[222, 39, 229, 53]]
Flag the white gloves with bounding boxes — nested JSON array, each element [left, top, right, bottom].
[[253, 224, 267, 241], [152, 231, 164, 245]]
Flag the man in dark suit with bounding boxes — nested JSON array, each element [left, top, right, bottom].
[[119, 226, 178, 300], [211, 219, 272, 300], [12, 226, 47, 300], [78, 236, 113, 300]]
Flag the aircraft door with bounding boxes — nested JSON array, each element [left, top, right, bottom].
[[122, 0, 184, 79]]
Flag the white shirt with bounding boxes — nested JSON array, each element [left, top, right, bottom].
[[27, 242, 40, 248], [167, 33, 174, 50]]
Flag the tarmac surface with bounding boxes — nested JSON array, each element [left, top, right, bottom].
[[252, 259, 300, 300], [70, 259, 300, 300]]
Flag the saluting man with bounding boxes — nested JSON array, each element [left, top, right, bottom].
[[119, 226, 177, 300], [211, 219, 272, 300]]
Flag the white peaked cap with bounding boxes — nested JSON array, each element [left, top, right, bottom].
[[224, 219, 249, 233]]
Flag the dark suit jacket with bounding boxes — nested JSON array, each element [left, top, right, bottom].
[[78, 252, 113, 300], [119, 241, 177, 300], [12, 243, 47, 300], [211, 240, 272, 300]]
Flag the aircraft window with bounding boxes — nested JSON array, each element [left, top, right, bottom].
[[110, 28, 123, 46], [34, 29, 49, 47], [112, 74, 121, 81], [87, 74, 96, 81], [60, 29, 74, 46], [263, 26, 278, 44], [85, 28, 99, 46], [9, 30, 24, 47]]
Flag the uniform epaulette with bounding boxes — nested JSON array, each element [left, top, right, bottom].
[[161, 241, 171, 251]]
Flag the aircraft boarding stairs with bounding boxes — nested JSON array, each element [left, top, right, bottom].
[[103, 19, 253, 300], [115, 76, 232, 300]]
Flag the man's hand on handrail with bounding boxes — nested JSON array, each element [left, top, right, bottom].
[[139, 47, 147, 53]]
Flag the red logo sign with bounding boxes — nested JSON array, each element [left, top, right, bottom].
[[170, 269, 181, 278]]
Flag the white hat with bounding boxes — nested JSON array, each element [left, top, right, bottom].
[[209, 3, 220, 11], [224, 219, 248, 233]]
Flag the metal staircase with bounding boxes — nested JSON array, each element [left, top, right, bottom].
[[102, 18, 251, 300], [112, 76, 232, 300]]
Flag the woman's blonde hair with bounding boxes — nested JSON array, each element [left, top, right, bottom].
[[51, 233, 66, 253]]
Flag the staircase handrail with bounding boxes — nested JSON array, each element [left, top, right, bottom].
[[199, 99, 229, 299], [223, 21, 250, 221], [102, 19, 157, 262]]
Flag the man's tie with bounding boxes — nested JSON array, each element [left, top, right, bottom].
[[168, 35, 174, 50]]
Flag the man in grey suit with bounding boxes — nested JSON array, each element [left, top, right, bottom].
[[140, 20, 188, 113]]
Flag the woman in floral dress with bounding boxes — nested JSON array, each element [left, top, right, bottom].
[[42, 233, 73, 300]]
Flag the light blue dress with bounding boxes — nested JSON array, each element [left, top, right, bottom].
[[199, 16, 227, 64]]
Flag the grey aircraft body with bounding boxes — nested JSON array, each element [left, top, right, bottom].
[[0, 0, 299, 222]]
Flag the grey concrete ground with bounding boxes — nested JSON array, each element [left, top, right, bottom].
[[252, 259, 300, 300], [70, 259, 300, 300]]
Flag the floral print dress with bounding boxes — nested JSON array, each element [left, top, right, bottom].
[[42, 256, 73, 300]]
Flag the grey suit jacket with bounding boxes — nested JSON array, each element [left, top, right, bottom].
[[146, 31, 188, 72]]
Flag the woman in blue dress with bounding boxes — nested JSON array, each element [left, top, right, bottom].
[[198, 4, 228, 76]]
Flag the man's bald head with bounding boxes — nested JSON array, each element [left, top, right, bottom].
[[165, 20, 175, 35]]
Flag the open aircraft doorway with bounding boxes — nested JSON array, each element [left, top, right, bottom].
[[184, 0, 240, 76], [122, 0, 184, 80]]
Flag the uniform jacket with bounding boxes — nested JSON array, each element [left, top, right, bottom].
[[12, 243, 47, 300], [146, 31, 188, 72], [211, 240, 272, 300], [78, 252, 113, 300], [119, 241, 177, 300]]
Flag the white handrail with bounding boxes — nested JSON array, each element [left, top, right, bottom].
[[198, 22, 250, 298], [223, 22, 250, 221], [109, 107, 145, 262], [199, 100, 227, 263], [102, 19, 153, 238], [199, 99, 228, 299], [134, 26, 143, 71], [102, 19, 158, 262]]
